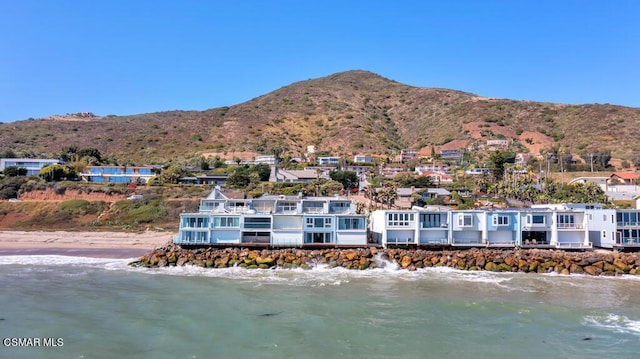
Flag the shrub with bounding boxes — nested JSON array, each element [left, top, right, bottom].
[[60, 199, 90, 212]]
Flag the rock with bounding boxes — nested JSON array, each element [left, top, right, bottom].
[[256, 257, 275, 266], [518, 259, 529, 271], [359, 257, 371, 270], [176, 256, 188, 266], [485, 262, 500, 272], [613, 259, 630, 273], [400, 256, 413, 268], [569, 264, 583, 274], [345, 251, 358, 261], [498, 263, 511, 272], [244, 258, 256, 266], [583, 266, 601, 276]]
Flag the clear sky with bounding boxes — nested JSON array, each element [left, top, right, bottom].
[[1, 0, 638, 122]]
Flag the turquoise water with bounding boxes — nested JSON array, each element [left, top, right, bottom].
[[1, 255, 640, 359]]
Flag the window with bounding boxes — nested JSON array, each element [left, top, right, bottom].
[[420, 213, 441, 228], [243, 217, 271, 229], [303, 202, 324, 213], [557, 214, 575, 228], [387, 213, 414, 227], [304, 232, 332, 244], [527, 214, 545, 225], [277, 202, 297, 213], [458, 214, 473, 227], [183, 216, 208, 228], [492, 215, 509, 226], [338, 217, 365, 230], [330, 202, 351, 213], [213, 216, 239, 228], [306, 217, 332, 228]]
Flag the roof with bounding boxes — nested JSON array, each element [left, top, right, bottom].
[[611, 172, 639, 180], [439, 139, 471, 151]]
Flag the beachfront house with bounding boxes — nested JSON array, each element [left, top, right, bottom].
[[613, 209, 640, 249], [416, 207, 451, 245], [485, 210, 520, 247], [369, 209, 418, 247], [174, 188, 367, 247], [451, 210, 486, 246]]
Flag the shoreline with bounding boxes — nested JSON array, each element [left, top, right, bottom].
[[133, 244, 640, 276], [0, 230, 173, 259]]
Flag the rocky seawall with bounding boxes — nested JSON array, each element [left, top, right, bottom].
[[130, 244, 640, 276]]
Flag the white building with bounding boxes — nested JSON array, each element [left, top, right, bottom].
[[174, 187, 368, 247], [0, 158, 61, 176]]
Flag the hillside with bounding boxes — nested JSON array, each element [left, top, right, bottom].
[[1, 70, 639, 164]]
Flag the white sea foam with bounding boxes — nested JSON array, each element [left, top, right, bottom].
[[584, 314, 640, 336], [0, 255, 129, 267]]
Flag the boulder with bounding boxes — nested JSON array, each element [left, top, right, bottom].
[[583, 266, 601, 276], [485, 262, 500, 272], [345, 251, 358, 261], [256, 257, 275, 266], [400, 256, 413, 269], [613, 259, 630, 273]]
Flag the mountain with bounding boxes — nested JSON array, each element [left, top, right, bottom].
[[1, 70, 639, 165]]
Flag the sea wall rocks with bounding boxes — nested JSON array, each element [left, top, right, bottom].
[[130, 244, 640, 276]]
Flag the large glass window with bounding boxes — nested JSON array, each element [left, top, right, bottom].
[[303, 202, 324, 213], [338, 217, 365, 230], [277, 202, 297, 213], [387, 213, 414, 227], [306, 217, 332, 228], [243, 217, 271, 229], [304, 232, 332, 244], [557, 214, 575, 228], [213, 216, 240, 228], [420, 214, 441, 228], [528, 214, 545, 225], [183, 216, 208, 228]]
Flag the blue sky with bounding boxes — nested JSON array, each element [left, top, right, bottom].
[[1, 0, 638, 122]]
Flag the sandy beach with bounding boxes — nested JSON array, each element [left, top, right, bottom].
[[0, 230, 173, 258]]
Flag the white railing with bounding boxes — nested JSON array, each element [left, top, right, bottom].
[[557, 223, 584, 229]]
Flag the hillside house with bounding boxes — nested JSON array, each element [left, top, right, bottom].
[[439, 140, 470, 160], [0, 158, 61, 176], [609, 172, 639, 185], [269, 167, 318, 183], [486, 139, 509, 150], [379, 165, 408, 178], [178, 174, 228, 185], [353, 154, 372, 163], [420, 171, 453, 184], [317, 156, 341, 166], [80, 165, 160, 184]]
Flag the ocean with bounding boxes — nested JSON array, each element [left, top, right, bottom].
[[1, 254, 640, 359]]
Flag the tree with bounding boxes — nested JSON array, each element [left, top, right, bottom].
[[489, 150, 510, 182], [39, 164, 77, 182], [227, 166, 252, 188], [254, 164, 272, 182], [0, 149, 16, 158], [2, 166, 27, 177], [200, 157, 210, 171], [159, 164, 190, 184], [377, 183, 397, 209], [329, 170, 359, 193], [0, 176, 27, 199]]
